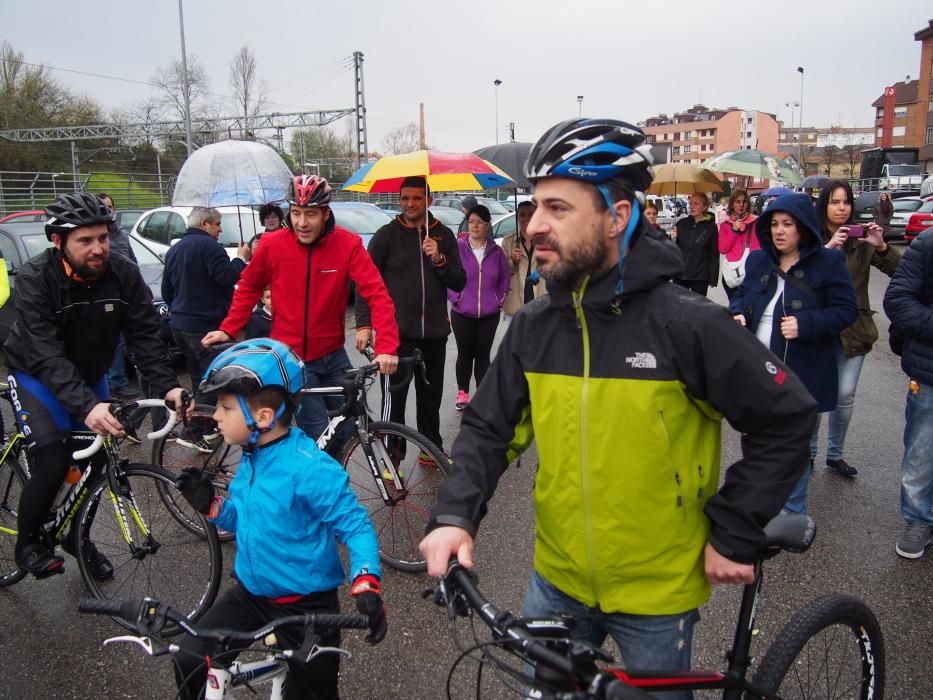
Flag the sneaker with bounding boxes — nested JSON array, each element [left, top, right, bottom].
[[175, 429, 221, 453], [16, 545, 65, 579], [63, 538, 114, 580], [455, 390, 469, 411], [417, 450, 439, 467], [826, 458, 858, 478], [382, 465, 404, 481], [896, 523, 933, 559]]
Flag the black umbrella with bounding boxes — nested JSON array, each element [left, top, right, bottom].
[[473, 142, 533, 190], [801, 175, 831, 189]]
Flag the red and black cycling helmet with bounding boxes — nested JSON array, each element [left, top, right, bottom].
[[286, 174, 332, 208], [44, 191, 115, 242]]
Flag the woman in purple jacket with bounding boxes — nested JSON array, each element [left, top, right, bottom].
[[448, 205, 510, 411]]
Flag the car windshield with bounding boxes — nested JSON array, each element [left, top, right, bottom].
[[893, 200, 923, 212], [887, 165, 919, 176], [22, 233, 50, 259], [218, 211, 262, 246], [918, 200, 933, 213], [478, 198, 510, 216], [333, 207, 391, 234]]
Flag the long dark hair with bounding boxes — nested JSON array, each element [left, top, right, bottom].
[[877, 192, 894, 217], [814, 179, 854, 240]]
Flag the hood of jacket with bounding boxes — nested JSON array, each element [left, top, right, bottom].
[[546, 220, 685, 311], [754, 193, 823, 266]]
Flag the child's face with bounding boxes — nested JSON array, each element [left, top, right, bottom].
[[261, 289, 273, 309], [212, 393, 255, 445]]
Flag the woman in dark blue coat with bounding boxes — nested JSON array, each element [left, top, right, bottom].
[[730, 193, 856, 513]]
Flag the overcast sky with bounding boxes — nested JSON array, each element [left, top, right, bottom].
[[3, 1, 931, 155]]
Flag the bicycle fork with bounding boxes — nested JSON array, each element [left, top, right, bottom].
[[359, 429, 406, 504], [106, 466, 158, 558]]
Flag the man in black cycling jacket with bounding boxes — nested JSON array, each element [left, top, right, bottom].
[[4, 191, 186, 579]]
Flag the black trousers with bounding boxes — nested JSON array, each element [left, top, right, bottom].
[[172, 329, 219, 400], [673, 279, 709, 297], [450, 311, 500, 393], [175, 585, 341, 700], [380, 336, 447, 452]]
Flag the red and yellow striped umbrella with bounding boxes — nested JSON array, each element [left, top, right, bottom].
[[342, 150, 515, 193]]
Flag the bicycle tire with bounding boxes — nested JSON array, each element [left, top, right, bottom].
[[151, 405, 238, 543], [75, 463, 223, 634], [338, 421, 449, 573], [749, 593, 885, 700], [0, 453, 27, 587]]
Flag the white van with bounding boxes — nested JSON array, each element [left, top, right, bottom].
[[645, 195, 675, 231]]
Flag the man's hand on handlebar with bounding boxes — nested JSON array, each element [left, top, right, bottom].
[[419, 526, 475, 577], [164, 387, 193, 421], [85, 402, 124, 437], [355, 327, 372, 353], [704, 543, 755, 585], [201, 329, 232, 348], [375, 353, 398, 375]]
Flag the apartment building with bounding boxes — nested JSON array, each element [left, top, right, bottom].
[[914, 19, 933, 170], [641, 105, 780, 166], [872, 79, 923, 149]]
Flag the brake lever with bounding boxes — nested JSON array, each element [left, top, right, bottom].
[[292, 644, 352, 664], [103, 635, 177, 657]]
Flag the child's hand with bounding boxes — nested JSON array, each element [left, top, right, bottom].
[[351, 574, 387, 644], [175, 468, 215, 515]]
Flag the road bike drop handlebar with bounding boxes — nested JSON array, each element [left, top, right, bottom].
[[435, 561, 653, 700], [321, 348, 428, 419], [71, 399, 179, 461], [77, 596, 369, 661]]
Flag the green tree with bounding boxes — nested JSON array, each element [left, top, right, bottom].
[[290, 125, 355, 182]]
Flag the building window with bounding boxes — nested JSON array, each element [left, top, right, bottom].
[[684, 145, 692, 154], [808, 134, 815, 140], [673, 146, 680, 155], [894, 106, 908, 117], [877, 128, 883, 137], [926, 126, 933, 144], [892, 125, 906, 137], [746, 131, 752, 138], [877, 108, 884, 119]]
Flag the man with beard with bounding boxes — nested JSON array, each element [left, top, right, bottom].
[[420, 119, 817, 694], [4, 192, 186, 578]]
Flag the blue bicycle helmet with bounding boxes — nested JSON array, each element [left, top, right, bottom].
[[525, 118, 656, 307], [199, 338, 305, 448]]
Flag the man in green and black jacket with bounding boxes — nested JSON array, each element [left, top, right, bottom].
[[420, 119, 817, 694]]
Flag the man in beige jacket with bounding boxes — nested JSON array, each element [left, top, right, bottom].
[[501, 201, 547, 317]]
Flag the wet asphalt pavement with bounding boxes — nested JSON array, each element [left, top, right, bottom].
[[1, 248, 931, 698]]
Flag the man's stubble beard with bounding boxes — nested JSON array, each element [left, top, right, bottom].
[[538, 222, 613, 289]]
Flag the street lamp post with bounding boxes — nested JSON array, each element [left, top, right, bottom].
[[178, 0, 193, 156], [577, 95, 584, 117], [494, 79, 502, 144], [796, 67, 804, 166], [784, 100, 799, 134]]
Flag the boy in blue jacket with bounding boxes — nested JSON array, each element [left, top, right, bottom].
[[174, 338, 385, 700]]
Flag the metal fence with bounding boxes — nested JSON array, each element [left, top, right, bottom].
[[0, 171, 174, 216]]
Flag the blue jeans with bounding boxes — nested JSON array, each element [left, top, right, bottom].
[[810, 347, 865, 462], [523, 570, 699, 700], [783, 466, 811, 514], [107, 334, 129, 390], [901, 382, 933, 526], [295, 348, 354, 457]]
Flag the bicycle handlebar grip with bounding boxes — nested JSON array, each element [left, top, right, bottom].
[[78, 597, 144, 623], [72, 436, 104, 461], [319, 613, 370, 630]]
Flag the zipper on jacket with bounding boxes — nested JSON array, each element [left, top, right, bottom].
[[302, 246, 312, 359], [418, 229, 426, 338], [476, 251, 484, 318], [572, 278, 601, 604]]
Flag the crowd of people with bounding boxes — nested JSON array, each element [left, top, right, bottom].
[[2, 115, 931, 698]]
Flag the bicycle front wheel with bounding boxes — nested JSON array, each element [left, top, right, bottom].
[[339, 422, 449, 573], [152, 405, 238, 542], [750, 594, 885, 700], [0, 454, 27, 587], [76, 464, 222, 633]]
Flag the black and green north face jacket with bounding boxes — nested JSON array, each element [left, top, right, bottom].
[[430, 224, 817, 616]]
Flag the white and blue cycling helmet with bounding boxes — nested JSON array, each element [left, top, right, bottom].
[[199, 338, 304, 448]]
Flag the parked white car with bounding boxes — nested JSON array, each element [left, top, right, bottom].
[[131, 205, 263, 259]]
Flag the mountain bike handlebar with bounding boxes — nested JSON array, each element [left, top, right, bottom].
[[437, 561, 653, 700], [72, 399, 179, 461]]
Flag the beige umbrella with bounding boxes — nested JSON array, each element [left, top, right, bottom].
[[648, 163, 724, 196]]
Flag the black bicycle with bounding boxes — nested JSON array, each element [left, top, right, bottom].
[[153, 350, 450, 572], [430, 514, 885, 699], [0, 386, 222, 633]]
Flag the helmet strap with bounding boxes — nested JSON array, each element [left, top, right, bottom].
[[596, 185, 640, 315], [235, 395, 285, 450]]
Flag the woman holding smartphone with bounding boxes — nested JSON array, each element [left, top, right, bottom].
[[730, 192, 856, 514], [812, 180, 902, 478]]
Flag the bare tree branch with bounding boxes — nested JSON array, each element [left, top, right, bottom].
[[228, 45, 267, 135]]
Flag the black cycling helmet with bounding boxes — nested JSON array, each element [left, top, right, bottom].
[[44, 191, 115, 242], [524, 118, 654, 196]]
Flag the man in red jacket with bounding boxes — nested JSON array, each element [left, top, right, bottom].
[[203, 175, 399, 454]]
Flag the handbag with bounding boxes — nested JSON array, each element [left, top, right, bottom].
[[722, 228, 752, 289]]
